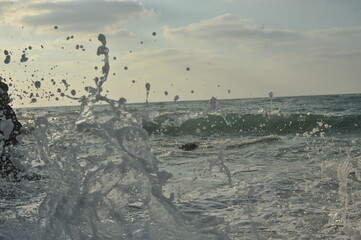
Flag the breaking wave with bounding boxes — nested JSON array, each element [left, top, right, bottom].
[[142, 112, 361, 136]]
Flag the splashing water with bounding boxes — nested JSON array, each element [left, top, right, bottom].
[[21, 34, 229, 240], [145, 83, 151, 104], [174, 95, 179, 102], [1, 26, 361, 240], [269, 91, 273, 112], [209, 144, 232, 187], [209, 97, 218, 110]]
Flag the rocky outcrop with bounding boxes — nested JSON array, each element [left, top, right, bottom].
[[0, 79, 23, 181]]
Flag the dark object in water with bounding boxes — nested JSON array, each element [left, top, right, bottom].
[[179, 142, 199, 151], [0, 78, 28, 181]]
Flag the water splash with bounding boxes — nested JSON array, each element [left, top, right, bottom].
[[208, 144, 232, 187], [145, 83, 151, 103], [269, 91, 273, 112], [209, 97, 218, 110], [31, 34, 229, 240]]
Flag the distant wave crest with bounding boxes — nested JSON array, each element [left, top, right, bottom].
[[142, 112, 361, 136]]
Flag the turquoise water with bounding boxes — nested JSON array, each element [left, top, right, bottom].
[[1, 94, 361, 239]]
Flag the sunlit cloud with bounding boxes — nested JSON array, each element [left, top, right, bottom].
[[164, 13, 361, 59], [0, 0, 155, 37], [164, 14, 300, 44]]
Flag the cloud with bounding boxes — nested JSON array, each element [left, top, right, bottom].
[[164, 14, 300, 44], [2, 0, 155, 35], [123, 48, 204, 70], [164, 13, 361, 61], [309, 27, 361, 38], [312, 51, 361, 61], [0, 1, 14, 13]]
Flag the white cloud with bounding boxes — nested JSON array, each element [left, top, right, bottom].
[[163, 13, 361, 56], [164, 14, 300, 44]]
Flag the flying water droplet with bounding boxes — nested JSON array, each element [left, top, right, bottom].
[[145, 82, 151, 92], [4, 55, 10, 64], [145, 83, 151, 103], [34, 81, 41, 88], [20, 53, 28, 63]]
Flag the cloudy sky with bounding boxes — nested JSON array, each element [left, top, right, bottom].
[[1, 0, 361, 107]]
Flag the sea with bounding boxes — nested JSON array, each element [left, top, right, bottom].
[[1, 93, 361, 240], [1, 33, 361, 240]]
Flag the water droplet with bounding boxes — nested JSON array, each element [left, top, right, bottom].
[[124, 66, 128, 70], [98, 34, 107, 46], [164, 91, 168, 96], [71, 90, 76, 96], [20, 53, 28, 62], [4, 55, 10, 64], [34, 81, 41, 88], [152, 32, 157, 36], [186, 67, 190, 71], [54, 26, 58, 29]]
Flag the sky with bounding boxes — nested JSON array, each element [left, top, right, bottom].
[[1, 0, 361, 107]]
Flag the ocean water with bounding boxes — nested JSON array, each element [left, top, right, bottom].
[[1, 34, 361, 239], [0, 93, 361, 240]]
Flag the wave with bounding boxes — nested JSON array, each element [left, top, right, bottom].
[[143, 112, 361, 136]]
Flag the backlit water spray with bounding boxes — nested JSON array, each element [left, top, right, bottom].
[[31, 34, 230, 240], [145, 83, 151, 104]]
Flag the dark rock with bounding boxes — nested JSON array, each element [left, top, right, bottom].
[[0, 79, 24, 181], [179, 143, 199, 151]]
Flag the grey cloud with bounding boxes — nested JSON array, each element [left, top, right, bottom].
[[308, 27, 361, 40], [313, 51, 361, 60], [0, 1, 14, 14], [20, 0, 154, 32]]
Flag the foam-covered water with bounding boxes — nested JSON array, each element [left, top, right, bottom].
[[1, 34, 361, 239]]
